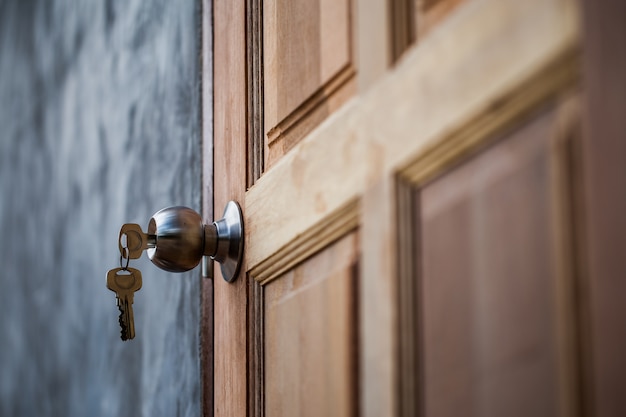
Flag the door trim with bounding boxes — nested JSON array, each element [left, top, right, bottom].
[[249, 198, 360, 284]]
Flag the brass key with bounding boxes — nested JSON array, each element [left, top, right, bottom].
[[119, 223, 155, 259], [106, 267, 142, 341]]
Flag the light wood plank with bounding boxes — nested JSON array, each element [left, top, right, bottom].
[[249, 199, 359, 284], [361, 178, 399, 417], [246, 0, 580, 271], [264, 0, 351, 125], [357, 0, 392, 91], [213, 0, 248, 416]]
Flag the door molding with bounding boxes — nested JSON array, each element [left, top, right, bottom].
[[249, 198, 360, 284]]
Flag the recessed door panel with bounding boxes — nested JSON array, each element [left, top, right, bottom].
[[419, 108, 570, 417], [264, 233, 359, 417], [263, 0, 356, 167]]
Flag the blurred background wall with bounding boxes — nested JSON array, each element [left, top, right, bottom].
[[0, 1, 203, 416]]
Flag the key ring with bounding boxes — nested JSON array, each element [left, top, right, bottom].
[[119, 246, 130, 270]]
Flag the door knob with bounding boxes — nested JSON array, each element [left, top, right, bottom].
[[120, 201, 244, 282]]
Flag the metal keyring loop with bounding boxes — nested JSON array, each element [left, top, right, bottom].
[[119, 246, 130, 270]]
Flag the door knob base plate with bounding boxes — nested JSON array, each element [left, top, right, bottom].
[[212, 201, 244, 282]]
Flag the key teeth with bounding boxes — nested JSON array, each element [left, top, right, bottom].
[[118, 305, 129, 341]]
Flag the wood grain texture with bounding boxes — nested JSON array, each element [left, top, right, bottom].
[[266, 69, 357, 168], [215, 2, 585, 417], [581, 0, 626, 415], [249, 198, 359, 284], [246, 0, 580, 272], [396, 179, 420, 417], [264, 233, 359, 417], [248, 280, 264, 417], [263, 0, 356, 167], [247, 0, 265, 185], [357, 0, 392, 92], [213, 0, 248, 416], [360, 178, 399, 417], [420, 107, 566, 417], [400, 48, 579, 185]]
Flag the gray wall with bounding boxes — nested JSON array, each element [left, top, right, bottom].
[[0, 1, 203, 416]]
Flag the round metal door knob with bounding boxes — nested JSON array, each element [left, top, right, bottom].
[[146, 201, 244, 282]]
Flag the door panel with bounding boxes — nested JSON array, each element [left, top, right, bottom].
[[264, 233, 358, 417], [420, 107, 564, 417], [263, 0, 356, 167]]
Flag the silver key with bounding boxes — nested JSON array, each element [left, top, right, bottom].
[[106, 267, 142, 340], [119, 223, 154, 259]]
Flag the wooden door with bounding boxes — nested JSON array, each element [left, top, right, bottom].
[[206, 0, 624, 416]]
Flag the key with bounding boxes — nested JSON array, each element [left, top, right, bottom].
[[119, 223, 155, 259], [106, 267, 142, 340]]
